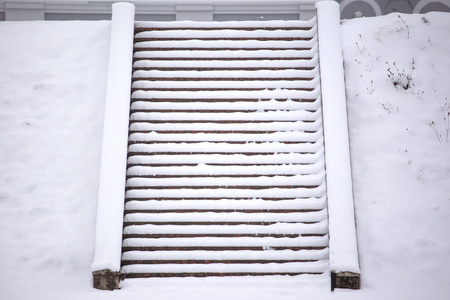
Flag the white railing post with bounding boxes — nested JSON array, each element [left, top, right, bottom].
[[316, 0, 361, 290], [91, 1, 135, 290]]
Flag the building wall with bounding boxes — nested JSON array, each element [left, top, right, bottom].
[[338, 0, 450, 19], [0, 0, 449, 21]]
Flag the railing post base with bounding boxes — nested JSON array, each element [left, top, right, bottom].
[[93, 269, 120, 290], [331, 271, 361, 291]]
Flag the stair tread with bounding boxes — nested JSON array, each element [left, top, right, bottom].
[[134, 28, 316, 39], [132, 88, 319, 100], [124, 208, 326, 221], [127, 163, 323, 176], [133, 57, 318, 69], [133, 48, 317, 59], [129, 120, 321, 134], [134, 38, 315, 48], [125, 197, 326, 210], [122, 223, 328, 236], [125, 184, 326, 199], [132, 80, 319, 91], [133, 68, 316, 78], [123, 235, 328, 246], [121, 260, 327, 274]]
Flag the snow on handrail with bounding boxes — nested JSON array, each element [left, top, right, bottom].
[[316, 0, 360, 284], [91, 2, 135, 278]]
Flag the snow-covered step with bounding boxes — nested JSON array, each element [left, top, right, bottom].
[[122, 18, 328, 279], [130, 99, 320, 113], [134, 48, 317, 60], [134, 19, 316, 30], [123, 235, 328, 248], [134, 27, 316, 40], [127, 162, 324, 177], [131, 88, 320, 102], [123, 209, 327, 224], [133, 38, 316, 51], [133, 55, 318, 70], [123, 219, 328, 233], [128, 131, 322, 144], [129, 111, 321, 123], [133, 69, 317, 82], [122, 249, 328, 263], [127, 152, 323, 166], [127, 141, 323, 156], [129, 120, 322, 135], [121, 261, 328, 277], [125, 197, 327, 211], [125, 185, 326, 200], [125, 174, 325, 190], [132, 78, 319, 92]]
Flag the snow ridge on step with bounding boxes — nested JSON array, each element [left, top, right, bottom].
[[122, 18, 328, 279], [134, 47, 318, 59], [123, 220, 329, 235], [133, 68, 317, 79], [127, 162, 324, 176], [122, 249, 329, 262], [132, 88, 320, 100], [125, 184, 327, 205], [133, 55, 319, 69], [135, 19, 317, 29], [134, 38, 317, 49], [121, 261, 328, 276], [125, 196, 327, 211], [129, 121, 323, 134], [134, 27, 316, 39], [132, 78, 320, 91]]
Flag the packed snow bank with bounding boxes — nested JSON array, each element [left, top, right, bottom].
[[316, 0, 359, 275], [92, 1, 135, 274], [343, 11, 450, 297], [0, 20, 110, 298]]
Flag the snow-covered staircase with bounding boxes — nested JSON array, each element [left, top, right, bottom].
[[121, 18, 328, 278]]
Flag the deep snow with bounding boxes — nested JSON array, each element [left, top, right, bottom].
[[342, 11, 450, 297], [0, 10, 450, 300], [0, 21, 110, 298]]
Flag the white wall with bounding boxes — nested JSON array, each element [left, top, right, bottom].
[[0, 0, 319, 21]]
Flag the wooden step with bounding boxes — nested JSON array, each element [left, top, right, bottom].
[[130, 87, 314, 93], [132, 77, 313, 81], [122, 272, 322, 278], [125, 197, 303, 202], [130, 98, 317, 103], [134, 27, 314, 33], [134, 37, 312, 42], [122, 246, 326, 252], [121, 258, 317, 266], [132, 67, 314, 72], [135, 47, 312, 52]]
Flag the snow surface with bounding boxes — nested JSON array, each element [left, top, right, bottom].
[[1, 8, 450, 300], [0, 20, 110, 299], [342, 11, 450, 298]]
